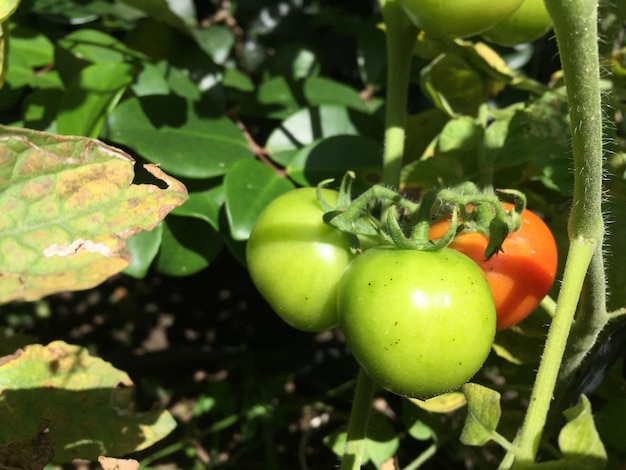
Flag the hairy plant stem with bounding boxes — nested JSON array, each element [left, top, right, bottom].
[[339, 368, 377, 470], [339, 2, 417, 468], [380, 0, 418, 186], [510, 0, 606, 465]]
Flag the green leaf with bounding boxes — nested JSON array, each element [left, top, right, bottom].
[[23, 89, 62, 132], [436, 116, 484, 154], [364, 411, 400, 468], [303, 76, 371, 113], [323, 410, 399, 467], [495, 93, 572, 194], [401, 155, 464, 191], [558, 396, 607, 469], [460, 383, 502, 446], [223, 67, 255, 92], [286, 135, 382, 191], [105, 95, 254, 178], [421, 53, 487, 117], [265, 105, 383, 154], [224, 159, 295, 241], [0, 340, 176, 463], [57, 62, 135, 137], [172, 182, 224, 231], [117, 0, 192, 32], [403, 108, 450, 162], [7, 24, 54, 69], [0, 126, 188, 303], [122, 223, 163, 279], [155, 214, 223, 276], [190, 25, 234, 65], [57, 28, 147, 65], [132, 61, 170, 96], [240, 76, 304, 120]]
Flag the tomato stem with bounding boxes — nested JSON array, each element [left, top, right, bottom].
[[380, 0, 418, 186], [339, 367, 377, 470], [509, 0, 607, 464]]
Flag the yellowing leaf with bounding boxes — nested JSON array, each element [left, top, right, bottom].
[[0, 125, 188, 302], [408, 391, 467, 413]]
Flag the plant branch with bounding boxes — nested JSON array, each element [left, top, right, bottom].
[[340, 367, 377, 470], [380, 0, 418, 186], [509, 0, 606, 464]]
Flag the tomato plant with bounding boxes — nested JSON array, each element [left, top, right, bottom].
[[429, 203, 558, 330], [481, 0, 552, 46], [246, 187, 354, 332], [396, 0, 524, 38], [337, 245, 496, 399]]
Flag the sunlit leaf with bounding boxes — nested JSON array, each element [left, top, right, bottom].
[[155, 214, 223, 276], [460, 383, 502, 446], [224, 159, 295, 241], [286, 135, 382, 191], [106, 95, 254, 178], [409, 391, 467, 414], [123, 223, 163, 279], [57, 62, 135, 137], [558, 396, 607, 469]]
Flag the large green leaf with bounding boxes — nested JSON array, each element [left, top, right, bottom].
[[224, 159, 295, 241], [421, 53, 488, 118], [105, 95, 253, 178], [57, 62, 135, 137], [303, 76, 372, 113], [57, 28, 147, 65], [0, 340, 176, 463], [265, 105, 383, 156], [286, 135, 382, 190], [323, 410, 399, 468], [0, 125, 188, 303], [155, 214, 223, 276]]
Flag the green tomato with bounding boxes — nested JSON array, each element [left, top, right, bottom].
[[397, 0, 524, 38], [246, 187, 353, 332], [338, 246, 496, 398], [482, 0, 552, 46]]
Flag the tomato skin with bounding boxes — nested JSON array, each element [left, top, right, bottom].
[[429, 203, 558, 330], [397, 0, 524, 38], [481, 0, 552, 46], [338, 246, 496, 399], [246, 188, 354, 332]]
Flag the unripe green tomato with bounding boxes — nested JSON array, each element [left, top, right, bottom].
[[482, 0, 552, 46], [338, 246, 496, 398], [397, 0, 524, 38], [246, 188, 354, 332]]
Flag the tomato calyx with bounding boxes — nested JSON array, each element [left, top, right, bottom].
[[319, 173, 526, 258]]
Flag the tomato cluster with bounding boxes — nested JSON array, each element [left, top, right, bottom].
[[246, 189, 556, 399]]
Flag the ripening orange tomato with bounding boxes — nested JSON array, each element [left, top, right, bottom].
[[429, 203, 557, 330]]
